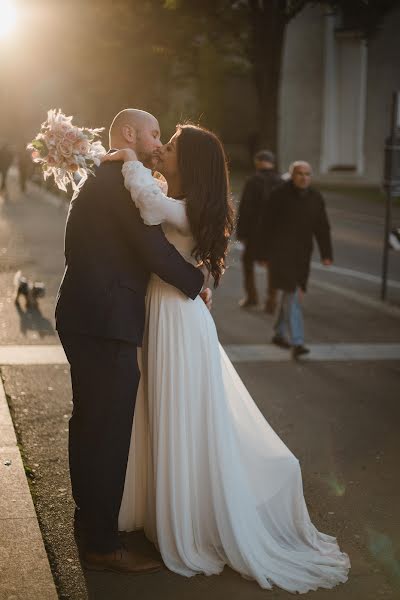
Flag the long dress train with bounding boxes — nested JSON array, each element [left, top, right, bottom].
[[118, 161, 350, 593]]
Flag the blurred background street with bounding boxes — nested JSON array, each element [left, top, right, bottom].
[[1, 0, 400, 598], [0, 170, 399, 599]]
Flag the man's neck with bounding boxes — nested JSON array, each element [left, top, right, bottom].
[[109, 139, 136, 153], [293, 184, 310, 195]]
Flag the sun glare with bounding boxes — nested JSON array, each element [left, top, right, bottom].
[[0, 0, 17, 39]]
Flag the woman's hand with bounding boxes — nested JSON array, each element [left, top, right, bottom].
[[101, 148, 138, 163]]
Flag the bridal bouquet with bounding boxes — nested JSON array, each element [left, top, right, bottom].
[[28, 109, 106, 192]]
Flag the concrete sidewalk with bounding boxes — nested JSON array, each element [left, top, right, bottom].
[[1, 337, 399, 600], [0, 375, 57, 600]]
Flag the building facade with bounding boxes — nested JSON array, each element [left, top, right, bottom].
[[279, 4, 400, 185]]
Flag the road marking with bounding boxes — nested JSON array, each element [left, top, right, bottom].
[[311, 280, 400, 319], [0, 343, 399, 365], [231, 246, 400, 292], [311, 262, 400, 289], [224, 343, 400, 363], [231, 242, 400, 293], [230, 253, 400, 318]]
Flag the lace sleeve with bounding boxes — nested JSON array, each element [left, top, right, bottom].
[[121, 161, 189, 231]]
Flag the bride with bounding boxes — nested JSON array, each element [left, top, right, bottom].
[[102, 124, 350, 593]]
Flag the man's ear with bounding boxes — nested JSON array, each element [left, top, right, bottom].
[[121, 125, 136, 144]]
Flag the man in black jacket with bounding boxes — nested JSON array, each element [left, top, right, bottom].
[[265, 161, 333, 359], [237, 150, 281, 312], [56, 109, 204, 572]]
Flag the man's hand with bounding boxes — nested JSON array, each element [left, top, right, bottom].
[[101, 148, 138, 164], [200, 288, 212, 311], [322, 259, 333, 266]]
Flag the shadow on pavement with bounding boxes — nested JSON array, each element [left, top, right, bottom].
[[82, 531, 269, 600], [15, 301, 56, 338]]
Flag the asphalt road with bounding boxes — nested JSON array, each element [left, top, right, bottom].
[[1, 176, 400, 599]]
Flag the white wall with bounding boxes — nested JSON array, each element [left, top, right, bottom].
[[279, 4, 325, 175], [280, 4, 400, 185]]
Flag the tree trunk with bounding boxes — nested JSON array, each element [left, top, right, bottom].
[[248, 1, 287, 163]]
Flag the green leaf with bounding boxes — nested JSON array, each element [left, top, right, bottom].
[[31, 139, 44, 150], [30, 139, 48, 157]]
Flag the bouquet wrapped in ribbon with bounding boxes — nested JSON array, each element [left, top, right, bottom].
[[28, 109, 106, 192]]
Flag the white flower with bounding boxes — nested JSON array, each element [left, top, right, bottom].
[[28, 109, 105, 192]]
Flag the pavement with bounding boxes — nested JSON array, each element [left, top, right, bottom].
[[0, 173, 399, 599], [0, 370, 57, 600]]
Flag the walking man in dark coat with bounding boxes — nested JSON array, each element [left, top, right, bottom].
[[237, 150, 281, 312], [266, 161, 333, 359]]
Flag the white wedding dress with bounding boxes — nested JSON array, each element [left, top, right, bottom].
[[118, 161, 350, 593]]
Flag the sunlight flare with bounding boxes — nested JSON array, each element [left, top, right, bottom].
[[0, 0, 17, 39]]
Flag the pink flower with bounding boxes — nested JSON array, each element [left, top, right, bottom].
[[68, 159, 79, 172], [47, 153, 57, 167], [44, 132, 58, 147], [73, 139, 89, 155], [65, 129, 79, 143], [57, 140, 73, 158], [52, 122, 69, 137]]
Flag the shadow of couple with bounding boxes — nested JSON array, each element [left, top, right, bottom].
[[15, 300, 55, 338]]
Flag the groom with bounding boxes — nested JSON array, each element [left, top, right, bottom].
[[56, 109, 205, 573]]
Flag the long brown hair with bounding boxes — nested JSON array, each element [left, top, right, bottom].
[[176, 124, 234, 287]]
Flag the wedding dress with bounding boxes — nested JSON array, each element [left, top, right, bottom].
[[118, 161, 350, 593]]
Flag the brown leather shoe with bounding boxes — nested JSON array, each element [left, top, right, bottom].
[[83, 547, 163, 574]]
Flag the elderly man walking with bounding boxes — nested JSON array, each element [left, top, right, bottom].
[[266, 161, 333, 359], [237, 150, 281, 312]]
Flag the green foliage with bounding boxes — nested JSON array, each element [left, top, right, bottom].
[[31, 139, 48, 157]]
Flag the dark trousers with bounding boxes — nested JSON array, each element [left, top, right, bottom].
[[59, 332, 140, 553], [242, 246, 277, 308]]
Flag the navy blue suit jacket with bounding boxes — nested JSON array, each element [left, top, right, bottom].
[[55, 161, 203, 345]]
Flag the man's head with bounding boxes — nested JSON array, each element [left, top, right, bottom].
[[109, 109, 161, 167], [254, 149, 275, 171], [289, 161, 312, 190]]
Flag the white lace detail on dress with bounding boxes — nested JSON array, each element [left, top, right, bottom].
[[121, 161, 189, 233]]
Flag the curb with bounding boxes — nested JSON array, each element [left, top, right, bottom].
[[0, 376, 58, 600], [0, 346, 67, 366]]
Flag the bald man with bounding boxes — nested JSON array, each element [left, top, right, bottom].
[[109, 108, 161, 168], [56, 109, 204, 572]]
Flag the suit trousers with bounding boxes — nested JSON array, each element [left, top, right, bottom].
[[242, 245, 277, 308], [59, 332, 140, 553]]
